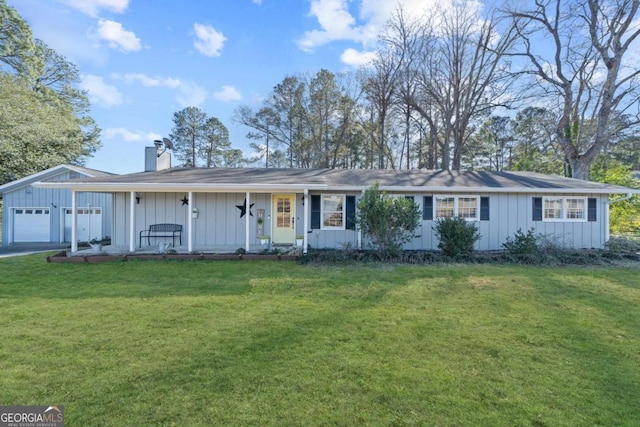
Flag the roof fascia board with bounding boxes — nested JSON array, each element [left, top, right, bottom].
[[375, 185, 640, 194], [32, 182, 330, 193], [0, 164, 93, 194], [32, 181, 640, 195]]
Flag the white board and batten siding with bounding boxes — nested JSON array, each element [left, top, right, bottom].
[[2, 169, 112, 244], [112, 190, 608, 251], [413, 192, 606, 251], [311, 192, 608, 251], [113, 192, 308, 248]]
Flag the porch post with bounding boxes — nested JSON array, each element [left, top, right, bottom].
[[303, 189, 309, 255], [357, 188, 364, 250], [245, 192, 251, 252], [71, 190, 77, 253], [188, 191, 193, 252], [129, 191, 136, 253]]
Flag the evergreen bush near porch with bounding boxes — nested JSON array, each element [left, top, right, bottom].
[[356, 183, 421, 257], [433, 216, 481, 257]]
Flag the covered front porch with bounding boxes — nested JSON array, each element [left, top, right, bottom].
[[68, 189, 311, 255]]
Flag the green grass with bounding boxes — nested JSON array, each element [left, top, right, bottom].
[[1, 255, 640, 426]]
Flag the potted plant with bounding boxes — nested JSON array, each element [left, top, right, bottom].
[[89, 237, 103, 252], [260, 235, 270, 245], [296, 235, 304, 247]]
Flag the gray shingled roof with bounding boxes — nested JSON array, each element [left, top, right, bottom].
[[0, 164, 115, 195], [32, 167, 639, 194]]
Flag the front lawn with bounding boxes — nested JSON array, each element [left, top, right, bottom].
[[1, 255, 639, 426]]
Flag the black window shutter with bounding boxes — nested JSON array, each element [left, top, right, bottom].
[[311, 195, 321, 229], [588, 198, 597, 222], [480, 197, 490, 221], [345, 195, 356, 230], [532, 197, 542, 221], [423, 196, 433, 220]]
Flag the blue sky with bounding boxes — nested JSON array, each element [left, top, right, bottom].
[[8, 0, 431, 174]]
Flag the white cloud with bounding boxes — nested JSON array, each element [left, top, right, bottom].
[[341, 48, 377, 67], [114, 73, 181, 89], [104, 128, 161, 142], [80, 74, 123, 107], [176, 82, 209, 108], [112, 72, 210, 107], [193, 23, 227, 57], [97, 20, 141, 53], [359, 0, 432, 26], [298, 0, 359, 52], [62, 0, 129, 17], [297, 0, 439, 52], [213, 85, 242, 102]]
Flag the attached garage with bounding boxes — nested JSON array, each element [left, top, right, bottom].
[[12, 208, 50, 242], [0, 164, 114, 246]]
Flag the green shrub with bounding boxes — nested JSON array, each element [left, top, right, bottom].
[[433, 217, 481, 258], [356, 183, 421, 257], [502, 228, 539, 255], [605, 236, 640, 254]]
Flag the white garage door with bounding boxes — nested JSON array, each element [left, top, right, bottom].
[[13, 208, 51, 242], [64, 208, 102, 243]]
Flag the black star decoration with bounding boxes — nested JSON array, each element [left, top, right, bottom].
[[180, 195, 189, 206], [236, 199, 255, 218]]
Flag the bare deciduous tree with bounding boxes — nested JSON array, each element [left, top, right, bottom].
[[505, 0, 640, 179], [383, 1, 518, 170]]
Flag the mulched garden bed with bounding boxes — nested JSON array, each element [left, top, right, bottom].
[[46, 251, 298, 263]]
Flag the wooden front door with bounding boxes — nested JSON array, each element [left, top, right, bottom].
[[272, 194, 295, 244]]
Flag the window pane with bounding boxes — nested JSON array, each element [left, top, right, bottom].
[[566, 198, 585, 219], [322, 195, 344, 228], [323, 197, 342, 212], [544, 198, 563, 219], [276, 198, 291, 227], [458, 197, 478, 219], [435, 197, 454, 218]]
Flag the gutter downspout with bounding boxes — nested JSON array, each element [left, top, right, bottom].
[[610, 193, 633, 204], [605, 193, 633, 242], [303, 189, 309, 255]]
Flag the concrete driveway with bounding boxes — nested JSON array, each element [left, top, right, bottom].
[[0, 243, 70, 258]]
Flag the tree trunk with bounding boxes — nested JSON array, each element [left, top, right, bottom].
[[570, 156, 591, 180]]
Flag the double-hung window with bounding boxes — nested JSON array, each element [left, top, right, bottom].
[[543, 197, 587, 221], [321, 194, 345, 230], [435, 197, 455, 218], [458, 197, 478, 219], [434, 196, 479, 221]]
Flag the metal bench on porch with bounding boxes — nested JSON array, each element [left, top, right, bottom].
[[139, 223, 183, 248]]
